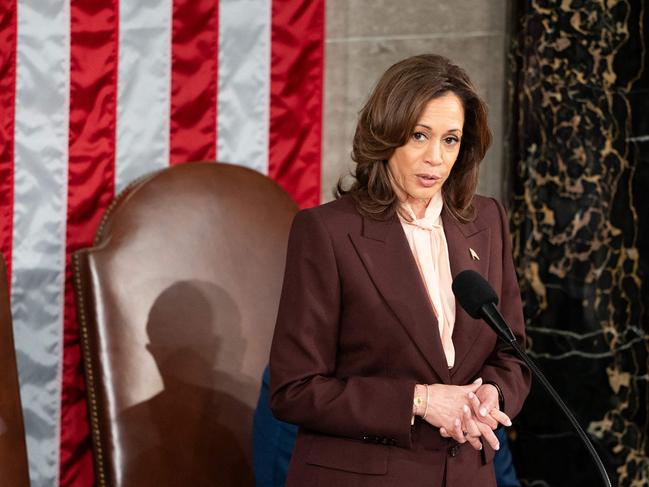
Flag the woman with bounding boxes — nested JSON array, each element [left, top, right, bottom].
[[269, 54, 530, 486]]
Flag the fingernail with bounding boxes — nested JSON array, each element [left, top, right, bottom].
[[463, 404, 470, 413], [480, 407, 487, 417], [479, 445, 483, 450], [473, 377, 482, 384], [468, 392, 475, 399], [495, 443, 500, 450], [454, 418, 461, 427], [506, 419, 512, 426]]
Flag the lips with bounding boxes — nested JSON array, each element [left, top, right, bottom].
[[415, 173, 441, 188], [416, 173, 441, 180]]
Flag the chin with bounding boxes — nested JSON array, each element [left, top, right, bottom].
[[409, 187, 441, 200]]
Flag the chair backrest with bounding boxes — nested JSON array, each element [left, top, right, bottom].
[[0, 256, 30, 487], [73, 162, 298, 487]]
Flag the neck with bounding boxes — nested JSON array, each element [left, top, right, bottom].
[[409, 198, 430, 219], [388, 174, 430, 219]]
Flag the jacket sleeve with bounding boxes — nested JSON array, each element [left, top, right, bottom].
[[479, 198, 532, 418], [269, 208, 416, 448]]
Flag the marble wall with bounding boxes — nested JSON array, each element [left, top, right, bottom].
[[508, 1, 649, 486], [321, 0, 511, 202]]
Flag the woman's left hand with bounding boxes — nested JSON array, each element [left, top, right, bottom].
[[438, 382, 512, 451], [468, 384, 512, 429], [439, 401, 501, 451]]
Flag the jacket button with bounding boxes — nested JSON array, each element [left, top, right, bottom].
[[449, 445, 460, 457], [362, 436, 369, 442]]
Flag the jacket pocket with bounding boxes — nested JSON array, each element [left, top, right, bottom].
[[305, 435, 389, 475]]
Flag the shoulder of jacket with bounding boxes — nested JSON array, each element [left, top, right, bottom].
[[293, 195, 361, 240], [472, 194, 504, 220], [300, 195, 359, 220]]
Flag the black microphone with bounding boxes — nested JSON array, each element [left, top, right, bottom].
[[451, 270, 517, 343], [452, 270, 612, 487]]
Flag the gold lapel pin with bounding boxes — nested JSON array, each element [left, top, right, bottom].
[[469, 247, 480, 261]]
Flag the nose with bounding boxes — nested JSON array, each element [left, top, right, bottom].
[[425, 139, 443, 165]]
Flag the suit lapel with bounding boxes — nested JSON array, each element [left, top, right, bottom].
[[441, 207, 491, 379], [349, 215, 451, 383]]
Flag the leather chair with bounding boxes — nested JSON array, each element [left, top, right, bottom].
[[0, 255, 30, 486], [73, 162, 297, 487]]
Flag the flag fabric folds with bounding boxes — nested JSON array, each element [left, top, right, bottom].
[[0, 1, 325, 485]]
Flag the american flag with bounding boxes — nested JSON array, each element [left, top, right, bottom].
[[0, 1, 324, 485]]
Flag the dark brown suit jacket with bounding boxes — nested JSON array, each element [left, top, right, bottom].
[[269, 194, 531, 487]]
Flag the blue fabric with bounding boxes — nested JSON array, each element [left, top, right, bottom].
[[494, 427, 520, 487], [253, 366, 520, 487], [252, 367, 298, 487]]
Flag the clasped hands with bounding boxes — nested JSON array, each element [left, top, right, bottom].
[[413, 377, 511, 451]]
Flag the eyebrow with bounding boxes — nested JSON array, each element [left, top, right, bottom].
[[415, 124, 463, 133]]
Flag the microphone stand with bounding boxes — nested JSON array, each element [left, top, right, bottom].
[[484, 305, 613, 487], [453, 269, 612, 486]]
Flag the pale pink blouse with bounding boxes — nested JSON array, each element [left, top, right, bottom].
[[398, 191, 456, 368]]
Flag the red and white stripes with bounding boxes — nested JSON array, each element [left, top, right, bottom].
[[170, 0, 219, 165], [269, 0, 324, 208], [0, 1, 324, 486], [0, 0, 16, 280], [11, 1, 71, 486], [115, 0, 173, 191], [62, 1, 120, 485], [218, 0, 272, 174]]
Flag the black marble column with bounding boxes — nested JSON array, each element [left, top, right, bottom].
[[508, 1, 648, 486]]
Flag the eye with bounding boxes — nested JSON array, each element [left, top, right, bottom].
[[443, 135, 460, 145], [411, 131, 427, 142]]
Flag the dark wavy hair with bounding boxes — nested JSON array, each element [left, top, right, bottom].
[[337, 54, 492, 222]]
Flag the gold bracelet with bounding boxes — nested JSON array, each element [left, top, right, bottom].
[[423, 384, 430, 419], [413, 385, 424, 416]]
